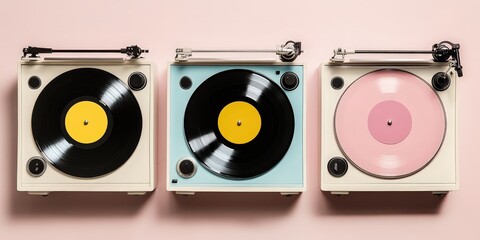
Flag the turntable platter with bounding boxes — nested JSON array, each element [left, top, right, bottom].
[[334, 69, 446, 178]]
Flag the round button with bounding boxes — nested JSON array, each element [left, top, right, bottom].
[[27, 157, 46, 177], [176, 158, 197, 178], [128, 72, 147, 91], [180, 76, 192, 90], [331, 76, 344, 90], [327, 157, 348, 177], [280, 72, 299, 91], [28, 76, 41, 89], [432, 72, 450, 91]]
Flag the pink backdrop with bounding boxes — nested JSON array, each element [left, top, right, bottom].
[[1, 0, 479, 239]]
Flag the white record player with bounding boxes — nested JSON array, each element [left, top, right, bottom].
[[17, 46, 157, 195], [320, 41, 462, 195]]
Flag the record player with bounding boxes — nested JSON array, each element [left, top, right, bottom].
[[167, 41, 305, 195], [17, 46, 157, 195], [320, 41, 462, 195]]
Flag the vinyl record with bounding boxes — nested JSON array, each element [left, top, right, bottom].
[[32, 68, 142, 178], [334, 69, 446, 178], [184, 69, 295, 179]]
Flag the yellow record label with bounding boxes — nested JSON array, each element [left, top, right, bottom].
[[64, 101, 108, 144], [218, 101, 261, 144]]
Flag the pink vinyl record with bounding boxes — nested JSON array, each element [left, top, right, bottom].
[[334, 69, 446, 178]]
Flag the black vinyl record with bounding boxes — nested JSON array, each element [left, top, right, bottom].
[[32, 68, 142, 178], [184, 69, 295, 179]]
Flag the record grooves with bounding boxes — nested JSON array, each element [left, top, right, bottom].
[[32, 68, 142, 178], [334, 69, 446, 178], [184, 69, 295, 179]]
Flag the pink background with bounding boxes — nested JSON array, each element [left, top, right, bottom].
[[1, 0, 479, 239]]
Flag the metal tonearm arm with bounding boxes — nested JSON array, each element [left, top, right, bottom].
[[331, 41, 463, 77], [175, 40, 303, 62], [22, 45, 149, 58], [432, 41, 462, 77]]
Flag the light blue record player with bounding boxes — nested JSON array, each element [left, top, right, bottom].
[[167, 42, 305, 195]]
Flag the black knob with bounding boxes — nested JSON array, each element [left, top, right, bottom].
[[280, 72, 299, 91], [327, 157, 348, 177], [28, 76, 41, 89], [331, 76, 344, 90], [128, 72, 147, 91], [432, 72, 451, 91], [179, 76, 192, 90], [176, 158, 197, 178], [27, 157, 46, 177]]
